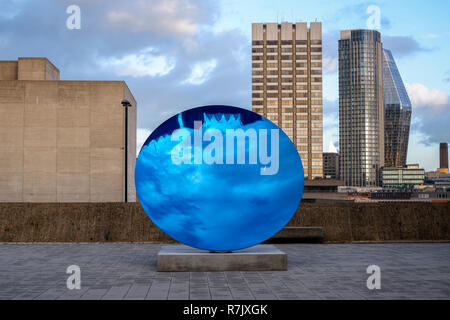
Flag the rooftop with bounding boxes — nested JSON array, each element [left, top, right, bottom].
[[0, 243, 448, 300]]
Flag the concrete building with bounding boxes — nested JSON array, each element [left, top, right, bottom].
[[434, 173, 450, 190], [439, 142, 448, 173], [381, 164, 425, 189], [323, 152, 339, 179], [425, 171, 450, 190], [252, 22, 323, 179], [339, 30, 384, 187], [302, 179, 348, 202], [0, 57, 136, 202], [382, 49, 411, 167]]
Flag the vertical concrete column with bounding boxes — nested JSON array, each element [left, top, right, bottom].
[[266, 23, 278, 126]]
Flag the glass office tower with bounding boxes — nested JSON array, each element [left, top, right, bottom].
[[339, 30, 384, 187], [382, 49, 412, 167]]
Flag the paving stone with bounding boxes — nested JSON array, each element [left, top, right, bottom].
[[101, 285, 131, 300], [124, 283, 151, 300], [0, 243, 448, 300], [80, 288, 108, 300]]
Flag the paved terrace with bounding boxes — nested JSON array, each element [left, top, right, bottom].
[[0, 243, 449, 300]]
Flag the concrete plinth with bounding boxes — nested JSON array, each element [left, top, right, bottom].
[[157, 244, 287, 272]]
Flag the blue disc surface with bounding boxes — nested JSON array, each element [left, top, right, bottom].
[[135, 105, 304, 251]]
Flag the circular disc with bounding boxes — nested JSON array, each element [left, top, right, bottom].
[[135, 105, 304, 251]]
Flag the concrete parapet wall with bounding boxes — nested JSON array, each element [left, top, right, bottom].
[[0, 202, 448, 243], [287, 202, 449, 242]]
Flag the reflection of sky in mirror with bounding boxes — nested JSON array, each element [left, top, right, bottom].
[[135, 106, 304, 251]]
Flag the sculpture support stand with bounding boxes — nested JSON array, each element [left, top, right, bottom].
[[157, 245, 287, 272]]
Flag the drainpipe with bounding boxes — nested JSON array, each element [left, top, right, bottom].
[[121, 100, 132, 202]]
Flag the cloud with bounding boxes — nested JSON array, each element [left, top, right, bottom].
[[129, 29, 251, 134], [0, 0, 251, 144], [106, 0, 215, 36], [405, 83, 450, 146], [323, 57, 338, 73], [383, 35, 430, 57], [328, 2, 373, 25], [5, 0, 444, 162], [322, 32, 339, 74], [405, 83, 448, 109], [99, 47, 176, 78], [381, 16, 391, 30], [182, 59, 217, 85], [327, 141, 338, 153], [322, 98, 339, 153], [326, 2, 390, 31], [0, 0, 26, 20], [137, 128, 152, 154], [322, 32, 427, 73], [407, 129, 440, 171], [411, 113, 450, 146]]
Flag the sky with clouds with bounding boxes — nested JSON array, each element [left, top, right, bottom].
[[1, 0, 449, 171]]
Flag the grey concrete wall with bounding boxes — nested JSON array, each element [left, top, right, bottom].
[[0, 61, 18, 80], [45, 59, 60, 81], [17, 58, 60, 81], [0, 77, 137, 202], [296, 22, 308, 40], [310, 22, 322, 40], [251, 23, 263, 41]]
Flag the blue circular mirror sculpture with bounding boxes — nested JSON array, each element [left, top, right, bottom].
[[135, 105, 304, 251]]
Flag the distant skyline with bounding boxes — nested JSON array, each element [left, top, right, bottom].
[[1, 0, 449, 171]]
